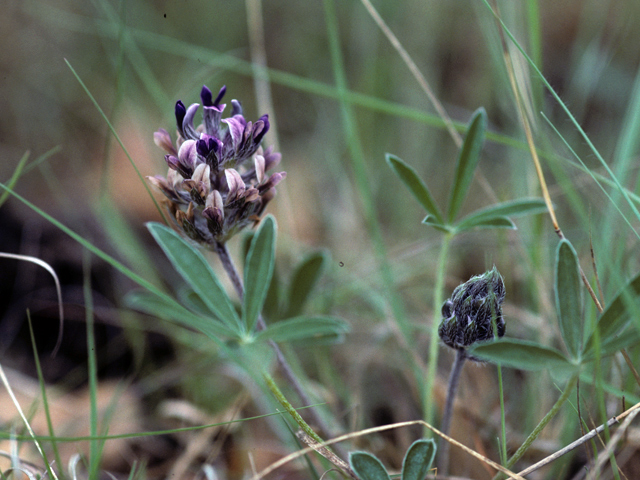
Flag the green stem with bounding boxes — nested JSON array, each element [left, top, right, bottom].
[[263, 371, 325, 447], [493, 374, 578, 480], [424, 232, 453, 430]]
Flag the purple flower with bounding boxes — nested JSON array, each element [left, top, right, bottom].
[[148, 85, 285, 244]]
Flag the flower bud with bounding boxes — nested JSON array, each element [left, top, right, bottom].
[[438, 266, 505, 358]]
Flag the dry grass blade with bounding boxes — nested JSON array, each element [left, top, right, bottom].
[[0, 363, 59, 480], [250, 420, 526, 480], [0, 253, 64, 356]]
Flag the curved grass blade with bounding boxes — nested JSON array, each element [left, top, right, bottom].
[[243, 215, 277, 333], [555, 239, 583, 360], [454, 198, 547, 232], [401, 439, 436, 480], [386, 153, 443, 224], [254, 315, 349, 344], [447, 108, 487, 223], [147, 222, 241, 333], [349, 451, 391, 480], [284, 251, 327, 318]]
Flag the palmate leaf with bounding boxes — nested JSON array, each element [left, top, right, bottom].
[[243, 216, 277, 332], [255, 315, 349, 344], [401, 439, 436, 480], [147, 223, 242, 333], [349, 452, 390, 480], [453, 198, 547, 233], [386, 153, 444, 224], [555, 239, 583, 360], [447, 108, 487, 223]]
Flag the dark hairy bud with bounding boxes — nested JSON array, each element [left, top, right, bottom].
[[438, 266, 505, 359]]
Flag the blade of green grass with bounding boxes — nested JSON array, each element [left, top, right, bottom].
[[63, 59, 169, 226], [27, 315, 62, 480]]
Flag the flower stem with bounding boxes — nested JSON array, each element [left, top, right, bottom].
[[213, 241, 346, 459], [424, 232, 453, 431], [437, 348, 467, 475]]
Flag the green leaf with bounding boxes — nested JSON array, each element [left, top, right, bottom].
[[243, 215, 277, 333], [447, 108, 487, 223], [421, 215, 450, 232], [555, 239, 583, 359], [583, 270, 640, 357], [262, 263, 282, 320], [285, 251, 327, 318], [386, 153, 443, 223], [401, 439, 436, 480], [255, 316, 349, 344], [125, 290, 236, 340], [349, 451, 390, 480], [468, 338, 574, 373], [454, 198, 547, 232], [456, 216, 516, 232], [147, 223, 242, 333]]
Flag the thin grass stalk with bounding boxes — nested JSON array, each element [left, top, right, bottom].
[[493, 374, 578, 480], [497, 365, 508, 466], [82, 250, 101, 479], [28, 319, 64, 478]]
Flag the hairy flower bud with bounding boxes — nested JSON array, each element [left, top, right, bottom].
[[438, 266, 505, 359]]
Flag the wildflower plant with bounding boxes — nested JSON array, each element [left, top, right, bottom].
[[129, 85, 350, 469]]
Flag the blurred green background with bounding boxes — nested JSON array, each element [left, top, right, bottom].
[[2, 0, 640, 477]]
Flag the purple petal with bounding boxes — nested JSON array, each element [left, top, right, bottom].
[[253, 115, 270, 144], [225, 168, 246, 199], [231, 99, 243, 116], [154, 128, 177, 155], [175, 101, 186, 136], [182, 103, 200, 140], [213, 85, 226, 106], [200, 85, 213, 106], [202, 103, 225, 137], [222, 116, 247, 150], [177, 139, 199, 177]]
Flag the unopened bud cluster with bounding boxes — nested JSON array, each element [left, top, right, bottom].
[[148, 85, 285, 244], [438, 266, 505, 358]]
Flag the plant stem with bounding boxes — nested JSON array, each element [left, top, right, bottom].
[[424, 232, 453, 431], [492, 374, 578, 480], [213, 241, 347, 459], [437, 348, 467, 475]]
